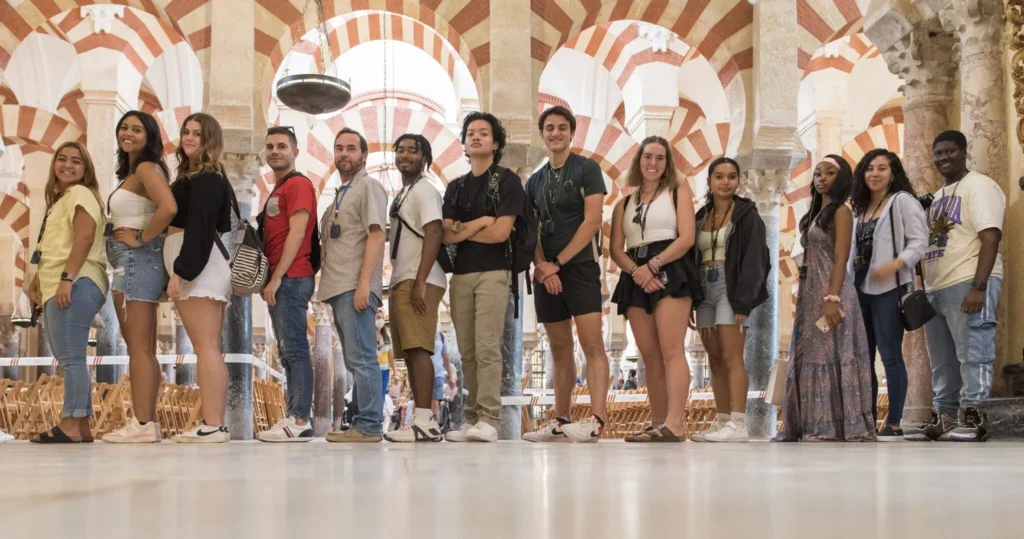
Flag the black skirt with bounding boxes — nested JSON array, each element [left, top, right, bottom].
[[612, 239, 702, 316]]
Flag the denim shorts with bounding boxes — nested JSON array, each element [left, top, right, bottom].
[[696, 263, 748, 329], [106, 234, 168, 302]]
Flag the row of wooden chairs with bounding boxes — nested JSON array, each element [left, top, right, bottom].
[[0, 375, 286, 440]]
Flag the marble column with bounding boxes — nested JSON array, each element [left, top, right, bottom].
[[738, 168, 787, 440], [636, 353, 647, 388], [0, 316, 19, 380], [498, 276, 525, 440], [172, 305, 196, 386], [36, 324, 55, 377], [813, 110, 845, 163], [626, 105, 676, 140], [94, 292, 124, 383], [157, 338, 174, 383], [81, 90, 128, 195], [311, 303, 333, 437], [942, 0, 1013, 391], [332, 332, 347, 430], [867, 15, 957, 424]]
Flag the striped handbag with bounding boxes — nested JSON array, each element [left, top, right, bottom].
[[214, 181, 270, 297]]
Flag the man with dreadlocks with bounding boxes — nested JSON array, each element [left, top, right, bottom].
[[383, 134, 449, 442]]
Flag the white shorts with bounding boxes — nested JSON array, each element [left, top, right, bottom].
[[163, 232, 232, 303]]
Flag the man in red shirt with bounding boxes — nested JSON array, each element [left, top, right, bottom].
[[256, 126, 318, 443]]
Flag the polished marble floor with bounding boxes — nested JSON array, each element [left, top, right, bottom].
[[1, 440, 1021, 539]]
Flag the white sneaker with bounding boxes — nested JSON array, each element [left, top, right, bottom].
[[384, 418, 443, 443], [257, 417, 313, 443], [101, 417, 162, 444], [704, 420, 749, 443], [467, 422, 498, 442], [561, 415, 603, 443], [0, 429, 13, 443], [171, 421, 230, 444], [446, 423, 472, 443], [523, 418, 571, 443], [692, 418, 729, 443]]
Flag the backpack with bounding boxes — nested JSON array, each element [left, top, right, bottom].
[[527, 153, 602, 260], [255, 171, 322, 273], [214, 177, 270, 297], [448, 167, 538, 317], [390, 181, 455, 273]]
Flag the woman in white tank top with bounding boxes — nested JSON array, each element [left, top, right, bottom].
[[101, 111, 177, 444], [609, 136, 699, 442]]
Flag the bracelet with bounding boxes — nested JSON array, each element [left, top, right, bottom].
[[823, 295, 840, 303], [652, 256, 664, 270], [629, 265, 638, 275]]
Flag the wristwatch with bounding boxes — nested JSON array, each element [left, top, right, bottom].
[[136, 230, 146, 244], [552, 258, 563, 269], [972, 281, 988, 292], [60, 271, 74, 282]]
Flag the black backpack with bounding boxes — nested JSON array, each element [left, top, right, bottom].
[[255, 171, 322, 273]]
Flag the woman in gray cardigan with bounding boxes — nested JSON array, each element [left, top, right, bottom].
[[850, 149, 929, 441]]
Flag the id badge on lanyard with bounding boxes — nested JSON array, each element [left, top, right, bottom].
[[330, 183, 352, 239]]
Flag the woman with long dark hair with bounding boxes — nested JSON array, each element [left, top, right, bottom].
[[102, 111, 177, 444], [609, 136, 699, 442], [849, 149, 928, 441], [690, 157, 769, 443], [774, 155, 875, 442], [29, 142, 108, 443], [164, 112, 235, 443]]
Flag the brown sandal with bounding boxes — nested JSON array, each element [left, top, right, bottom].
[[624, 425, 658, 443], [30, 426, 82, 444], [648, 425, 685, 443]]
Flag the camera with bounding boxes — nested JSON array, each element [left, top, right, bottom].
[[918, 193, 934, 210]]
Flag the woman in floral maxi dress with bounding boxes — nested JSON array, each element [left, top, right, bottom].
[[774, 155, 876, 442]]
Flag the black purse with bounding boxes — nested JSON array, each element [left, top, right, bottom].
[[889, 197, 936, 331]]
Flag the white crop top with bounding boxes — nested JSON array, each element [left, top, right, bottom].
[[623, 191, 677, 250], [697, 223, 732, 262], [108, 188, 157, 230]]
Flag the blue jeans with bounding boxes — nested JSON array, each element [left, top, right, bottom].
[[327, 290, 383, 435], [268, 276, 315, 421], [925, 278, 1002, 415], [44, 279, 106, 418], [858, 286, 908, 427]]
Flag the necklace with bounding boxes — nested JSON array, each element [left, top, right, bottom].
[[929, 177, 963, 245], [867, 192, 891, 221]]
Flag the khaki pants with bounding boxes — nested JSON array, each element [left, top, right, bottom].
[[449, 270, 510, 427]]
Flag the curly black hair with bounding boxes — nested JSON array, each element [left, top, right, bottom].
[[115, 111, 169, 181], [851, 149, 916, 217], [461, 111, 507, 165]]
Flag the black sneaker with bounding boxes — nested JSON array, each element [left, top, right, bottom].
[[906, 410, 956, 441], [877, 424, 904, 442], [947, 406, 988, 442], [903, 410, 937, 441]]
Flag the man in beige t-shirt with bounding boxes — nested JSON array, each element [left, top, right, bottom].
[[909, 130, 1005, 443]]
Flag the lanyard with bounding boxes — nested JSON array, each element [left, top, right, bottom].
[[709, 199, 734, 259], [331, 181, 354, 223], [636, 188, 659, 241], [541, 165, 562, 221], [106, 180, 126, 219]]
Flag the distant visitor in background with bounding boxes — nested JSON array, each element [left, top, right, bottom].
[[850, 149, 928, 442], [623, 369, 638, 390], [30, 142, 108, 443], [609, 136, 699, 443], [691, 157, 769, 444], [774, 155, 875, 442], [104, 111, 177, 443]]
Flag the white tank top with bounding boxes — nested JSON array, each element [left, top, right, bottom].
[[698, 223, 732, 262], [623, 190, 677, 250], [108, 188, 156, 230]]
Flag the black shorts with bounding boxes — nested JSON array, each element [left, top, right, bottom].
[[534, 261, 603, 324]]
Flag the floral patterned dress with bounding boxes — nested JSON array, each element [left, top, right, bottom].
[[773, 221, 876, 442]]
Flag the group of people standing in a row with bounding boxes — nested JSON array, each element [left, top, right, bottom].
[[8, 96, 1002, 445]]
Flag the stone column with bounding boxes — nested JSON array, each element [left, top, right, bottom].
[[867, 14, 957, 424], [941, 0, 1013, 390], [311, 303, 333, 437], [498, 277, 525, 440], [813, 110, 845, 163], [626, 105, 676, 140], [157, 338, 174, 383], [0, 316, 19, 380], [332, 331, 347, 430], [737, 169, 787, 439], [172, 305, 196, 386], [81, 90, 129, 195], [94, 292, 124, 383]]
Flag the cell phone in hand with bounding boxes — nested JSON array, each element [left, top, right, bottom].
[[815, 308, 845, 332]]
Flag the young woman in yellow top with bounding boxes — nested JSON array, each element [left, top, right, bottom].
[[29, 142, 109, 443]]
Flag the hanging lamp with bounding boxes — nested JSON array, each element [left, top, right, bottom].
[[275, 0, 351, 115]]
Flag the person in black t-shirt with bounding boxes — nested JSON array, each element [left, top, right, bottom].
[[441, 112, 525, 443], [523, 106, 609, 443]]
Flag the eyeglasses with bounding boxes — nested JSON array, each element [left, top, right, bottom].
[[633, 202, 645, 224]]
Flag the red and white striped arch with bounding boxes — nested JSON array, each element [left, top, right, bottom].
[[0, 85, 17, 105], [0, 193, 30, 287], [796, 0, 866, 73], [52, 7, 185, 77], [869, 105, 903, 128], [841, 123, 904, 166], [0, 0, 214, 70], [153, 105, 195, 159], [532, 0, 754, 90], [56, 89, 86, 131], [561, 21, 699, 90], [802, 33, 879, 79], [256, 1, 487, 110], [0, 105, 85, 156]]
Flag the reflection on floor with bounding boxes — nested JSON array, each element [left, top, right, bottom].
[[1, 440, 1021, 539]]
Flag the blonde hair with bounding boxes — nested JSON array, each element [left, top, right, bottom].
[[626, 136, 679, 192], [45, 142, 103, 211], [175, 112, 225, 182]]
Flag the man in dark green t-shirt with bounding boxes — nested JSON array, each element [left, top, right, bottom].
[[524, 106, 610, 443]]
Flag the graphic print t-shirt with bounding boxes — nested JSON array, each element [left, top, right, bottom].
[[923, 171, 1005, 291]]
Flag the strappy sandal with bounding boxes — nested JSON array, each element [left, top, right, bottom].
[[30, 426, 82, 444], [648, 425, 686, 443], [624, 425, 658, 443]]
